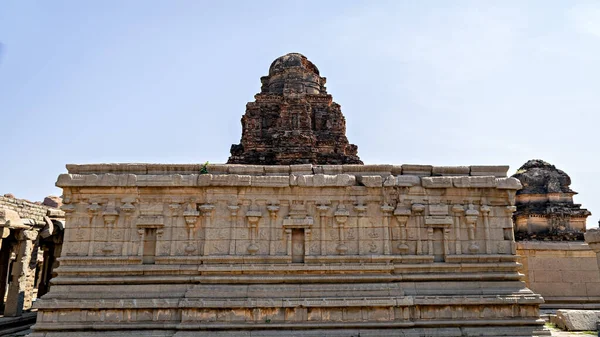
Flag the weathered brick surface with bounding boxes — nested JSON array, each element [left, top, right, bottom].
[[0, 194, 60, 224], [227, 53, 362, 165]]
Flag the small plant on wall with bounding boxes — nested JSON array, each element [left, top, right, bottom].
[[200, 161, 209, 174]]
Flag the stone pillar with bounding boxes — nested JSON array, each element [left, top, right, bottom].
[[4, 229, 38, 317]]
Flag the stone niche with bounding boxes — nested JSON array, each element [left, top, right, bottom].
[[30, 163, 548, 337], [512, 159, 591, 241]]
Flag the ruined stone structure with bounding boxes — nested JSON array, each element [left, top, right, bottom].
[[512, 159, 591, 241], [0, 194, 64, 317], [512, 160, 597, 308], [228, 53, 362, 165], [32, 55, 547, 336], [30, 164, 547, 337]]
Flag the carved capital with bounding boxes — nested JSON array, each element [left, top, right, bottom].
[[411, 203, 425, 214], [228, 205, 240, 217], [316, 204, 330, 214], [246, 210, 262, 227], [267, 205, 280, 218], [87, 202, 101, 214], [381, 204, 394, 215]]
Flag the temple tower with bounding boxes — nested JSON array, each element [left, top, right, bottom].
[[228, 53, 362, 165], [512, 159, 591, 240]]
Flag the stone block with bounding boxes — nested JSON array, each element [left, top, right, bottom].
[[452, 176, 497, 188], [358, 175, 383, 187], [396, 175, 420, 187], [250, 176, 289, 187], [553, 310, 599, 331], [264, 166, 290, 176], [421, 177, 453, 188], [432, 166, 470, 176], [210, 174, 252, 186], [228, 165, 265, 175], [290, 164, 313, 175], [401, 164, 432, 176], [496, 177, 522, 190], [470, 165, 509, 177]]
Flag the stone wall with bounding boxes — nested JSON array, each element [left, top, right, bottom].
[[517, 241, 600, 308], [0, 194, 65, 317], [0, 194, 55, 225], [31, 163, 546, 337]]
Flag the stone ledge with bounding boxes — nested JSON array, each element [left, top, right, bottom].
[[516, 241, 593, 251], [64, 163, 510, 178], [56, 173, 520, 190]]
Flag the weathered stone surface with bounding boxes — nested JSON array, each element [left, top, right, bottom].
[[42, 195, 62, 208], [0, 194, 65, 318], [516, 241, 600, 308], [432, 166, 469, 176], [227, 53, 362, 165], [470, 165, 509, 177], [552, 310, 598, 331], [512, 159, 591, 241], [32, 162, 546, 336]]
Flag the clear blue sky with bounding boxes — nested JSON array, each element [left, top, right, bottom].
[[0, 1, 598, 226]]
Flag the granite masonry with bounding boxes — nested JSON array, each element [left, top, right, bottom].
[[31, 54, 547, 337], [511, 160, 596, 308], [0, 194, 65, 317]]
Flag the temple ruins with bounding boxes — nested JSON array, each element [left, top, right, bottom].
[[31, 53, 548, 336], [0, 194, 64, 317], [511, 160, 597, 309]]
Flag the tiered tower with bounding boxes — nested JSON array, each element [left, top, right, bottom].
[[228, 53, 362, 165], [512, 159, 591, 240]]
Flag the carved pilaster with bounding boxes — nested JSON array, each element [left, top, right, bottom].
[[102, 203, 118, 254], [480, 205, 491, 254], [451, 204, 464, 255], [246, 209, 262, 255], [465, 204, 480, 254], [411, 203, 425, 255], [394, 205, 411, 254], [183, 203, 199, 255], [87, 202, 101, 256], [354, 204, 367, 255], [267, 204, 280, 255], [120, 200, 136, 256], [228, 205, 240, 255], [334, 204, 349, 255], [381, 204, 394, 255], [168, 203, 182, 256], [199, 204, 215, 256], [317, 204, 330, 255]]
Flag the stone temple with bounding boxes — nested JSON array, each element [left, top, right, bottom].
[[32, 53, 547, 336]]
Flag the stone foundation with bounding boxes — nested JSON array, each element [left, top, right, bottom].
[[31, 164, 547, 336], [517, 241, 600, 309]]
